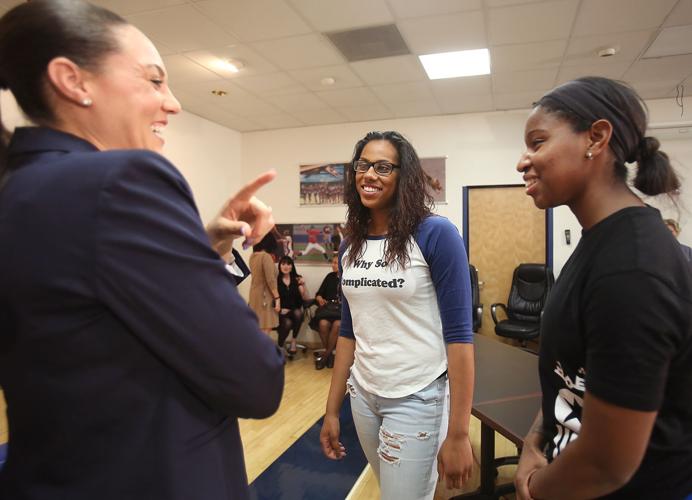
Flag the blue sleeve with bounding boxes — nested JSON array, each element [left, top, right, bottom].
[[337, 240, 355, 339], [416, 216, 473, 344], [92, 151, 284, 418]]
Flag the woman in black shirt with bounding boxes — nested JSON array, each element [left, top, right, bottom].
[[514, 77, 692, 500], [277, 256, 307, 355]]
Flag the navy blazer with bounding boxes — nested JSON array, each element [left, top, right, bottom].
[[0, 127, 284, 499]]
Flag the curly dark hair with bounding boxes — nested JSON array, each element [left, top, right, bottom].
[[344, 131, 433, 269]]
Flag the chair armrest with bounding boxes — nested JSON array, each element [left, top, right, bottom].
[[490, 303, 508, 325]]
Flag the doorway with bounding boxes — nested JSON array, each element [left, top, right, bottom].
[[462, 185, 552, 341]]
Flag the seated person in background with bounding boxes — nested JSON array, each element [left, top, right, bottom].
[[277, 256, 308, 355], [663, 218, 692, 261], [310, 255, 341, 369]]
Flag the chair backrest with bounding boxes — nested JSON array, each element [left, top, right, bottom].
[[469, 264, 481, 332], [507, 263, 554, 322]]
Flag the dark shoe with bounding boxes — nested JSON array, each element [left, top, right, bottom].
[[326, 353, 334, 368], [288, 346, 298, 356], [315, 355, 327, 370]]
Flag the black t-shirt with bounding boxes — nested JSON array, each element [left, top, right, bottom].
[[540, 206, 692, 499], [277, 277, 303, 310], [316, 272, 340, 302]]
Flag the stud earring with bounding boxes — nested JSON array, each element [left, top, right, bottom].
[[81, 98, 92, 107], [585, 150, 593, 160]]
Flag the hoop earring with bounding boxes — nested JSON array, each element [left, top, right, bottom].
[[81, 98, 92, 107]]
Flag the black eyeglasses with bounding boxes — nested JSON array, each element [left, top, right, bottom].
[[353, 159, 400, 177]]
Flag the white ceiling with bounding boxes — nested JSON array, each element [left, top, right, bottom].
[[3, 0, 692, 132]]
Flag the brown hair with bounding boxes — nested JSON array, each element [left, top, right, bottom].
[[344, 131, 433, 269]]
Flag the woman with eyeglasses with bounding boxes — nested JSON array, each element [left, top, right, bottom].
[[319, 131, 475, 498]]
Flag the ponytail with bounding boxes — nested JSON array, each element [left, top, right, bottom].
[[632, 136, 680, 197]]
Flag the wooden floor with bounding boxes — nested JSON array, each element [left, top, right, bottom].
[[240, 347, 519, 499], [0, 391, 6, 447]]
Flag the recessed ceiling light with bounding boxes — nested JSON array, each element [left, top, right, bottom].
[[211, 90, 228, 97], [221, 58, 245, 73], [419, 49, 491, 80], [321, 77, 336, 86]]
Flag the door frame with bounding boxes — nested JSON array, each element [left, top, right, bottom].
[[462, 184, 554, 269]]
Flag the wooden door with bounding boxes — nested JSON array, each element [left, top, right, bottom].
[[466, 186, 547, 341]]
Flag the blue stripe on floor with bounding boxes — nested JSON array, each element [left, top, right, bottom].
[[248, 397, 366, 500]]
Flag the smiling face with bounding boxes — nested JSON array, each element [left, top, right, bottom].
[[518, 107, 592, 210], [82, 25, 180, 152], [355, 139, 400, 213], [280, 261, 293, 276]]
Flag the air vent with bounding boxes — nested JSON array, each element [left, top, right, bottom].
[[326, 24, 410, 62]]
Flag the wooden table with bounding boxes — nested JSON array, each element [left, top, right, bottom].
[[454, 334, 541, 500]]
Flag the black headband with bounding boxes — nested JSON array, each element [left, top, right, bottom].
[[540, 79, 643, 164]]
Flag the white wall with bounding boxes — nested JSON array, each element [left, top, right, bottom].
[[242, 97, 692, 282]]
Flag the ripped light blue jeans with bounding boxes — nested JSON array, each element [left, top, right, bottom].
[[347, 373, 449, 500]]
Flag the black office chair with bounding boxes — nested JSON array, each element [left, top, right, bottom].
[[491, 263, 554, 346], [469, 264, 483, 333]]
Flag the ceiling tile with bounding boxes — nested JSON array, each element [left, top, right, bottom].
[[492, 68, 558, 93], [193, 0, 312, 42], [430, 76, 493, 113], [490, 40, 566, 73], [184, 45, 279, 79], [350, 55, 427, 85], [494, 90, 546, 110], [436, 93, 494, 114], [288, 65, 364, 91], [387, 0, 481, 19], [252, 34, 345, 71], [629, 80, 685, 100], [288, 0, 393, 32], [488, 1, 578, 46], [556, 63, 631, 85], [338, 103, 395, 122], [291, 108, 349, 126], [484, 0, 544, 6], [232, 72, 304, 96], [430, 75, 492, 98], [316, 87, 381, 107], [182, 100, 263, 131], [572, 0, 678, 37], [252, 113, 305, 129], [175, 80, 281, 117], [162, 55, 222, 85], [563, 30, 655, 67], [623, 54, 692, 83], [371, 81, 435, 103], [664, 0, 692, 27], [398, 11, 487, 54], [90, 0, 186, 16], [265, 92, 331, 113], [388, 99, 441, 118], [126, 5, 237, 53], [643, 25, 692, 58]]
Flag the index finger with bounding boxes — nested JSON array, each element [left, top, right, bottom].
[[234, 169, 277, 201]]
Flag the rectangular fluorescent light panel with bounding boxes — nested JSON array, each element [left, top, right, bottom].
[[419, 49, 490, 80]]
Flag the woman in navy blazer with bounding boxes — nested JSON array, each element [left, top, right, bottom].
[[0, 1, 284, 499]]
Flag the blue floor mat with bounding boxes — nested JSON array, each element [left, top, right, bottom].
[[248, 397, 366, 500]]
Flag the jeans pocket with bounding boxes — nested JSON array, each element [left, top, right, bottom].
[[404, 377, 445, 405], [346, 376, 358, 398]]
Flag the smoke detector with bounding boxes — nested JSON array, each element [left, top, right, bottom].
[[597, 47, 618, 58]]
